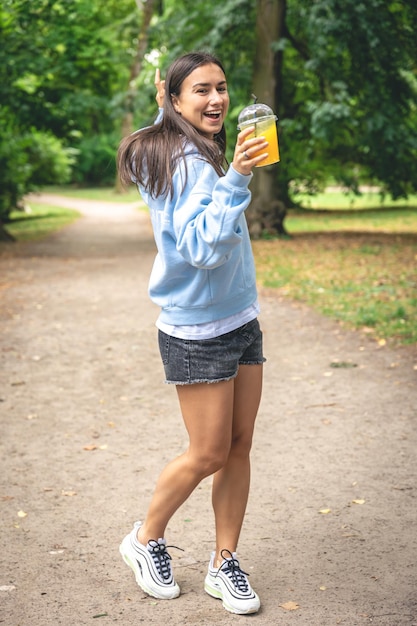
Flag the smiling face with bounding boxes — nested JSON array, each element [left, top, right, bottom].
[[171, 63, 229, 139]]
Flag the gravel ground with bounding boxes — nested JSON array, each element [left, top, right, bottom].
[[1, 195, 416, 626]]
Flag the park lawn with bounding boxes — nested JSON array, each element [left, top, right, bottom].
[[41, 184, 140, 203], [292, 189, 417, 211], [286, 207, 417, 234], [253, 213, 417, 346], [6, 204, 80, 241], [251, 201, 417, 347]]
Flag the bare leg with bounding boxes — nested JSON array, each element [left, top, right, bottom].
[[137, 379, 235, 545], [211, 364, 263, 565]]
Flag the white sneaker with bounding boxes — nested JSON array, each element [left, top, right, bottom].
[[204, 549, 260, 614], [119, 521, 180, 600]]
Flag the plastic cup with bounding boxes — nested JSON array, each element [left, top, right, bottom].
[[238, 103, 280, 167]]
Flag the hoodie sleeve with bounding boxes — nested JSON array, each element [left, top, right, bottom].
[[172, 156, 253, 269]]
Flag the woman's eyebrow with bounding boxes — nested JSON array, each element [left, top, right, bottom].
[[192, 80, 227, 88]]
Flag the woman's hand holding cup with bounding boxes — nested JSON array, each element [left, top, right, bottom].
[[232, 126, 268, 175]]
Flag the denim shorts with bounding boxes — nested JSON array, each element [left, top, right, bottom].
[[158, 318, 266, 385]]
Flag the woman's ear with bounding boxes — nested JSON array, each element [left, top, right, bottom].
[[171, 95, 181, 114]]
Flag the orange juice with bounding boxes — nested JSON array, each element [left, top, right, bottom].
[[246, 117, 280, 167]]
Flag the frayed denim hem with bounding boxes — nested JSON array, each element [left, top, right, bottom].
[[164, 372, 238, 385], [240, 358, 266, 365], [163, 359, 265, 385]]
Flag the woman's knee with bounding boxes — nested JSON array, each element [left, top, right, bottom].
[[188, 447, 230, 477], [229, 432, 253, 458], [190, 436, 253, 475]]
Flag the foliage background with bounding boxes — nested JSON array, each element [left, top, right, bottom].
[[1, 0, 417, 231]]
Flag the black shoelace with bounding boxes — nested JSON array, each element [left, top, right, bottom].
[[147, 540, 183, 581], [216, 549, 250, 593]]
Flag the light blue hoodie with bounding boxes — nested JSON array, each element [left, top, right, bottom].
[[139, 141, 258, 326]]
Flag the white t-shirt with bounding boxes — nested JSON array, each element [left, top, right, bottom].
[[156, 301, 260, 340]]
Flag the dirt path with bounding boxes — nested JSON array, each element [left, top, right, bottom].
[[1, 195, 416, 626]]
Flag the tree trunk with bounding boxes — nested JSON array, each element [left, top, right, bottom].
[[115, 0, 157, 193], [247, 0, 288, 238], [0, 222, 15, 242]]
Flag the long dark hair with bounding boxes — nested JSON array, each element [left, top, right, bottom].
[[117, 52, 228, 199]]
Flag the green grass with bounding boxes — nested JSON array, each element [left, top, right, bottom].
[[253, 228, 417, 346], [293, 189, 417, 210], [256, 194, 417, 346], [5, 204, 80, 241], [40, 184, 141, 203], [286, 207, 417, 234]]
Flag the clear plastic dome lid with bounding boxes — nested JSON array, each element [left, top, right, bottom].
[[238, 103, 276, 127]]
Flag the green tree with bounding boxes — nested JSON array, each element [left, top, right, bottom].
[[1, 0, 132, 139], [272, 0, 417, 232], [245, 0, 287, 237], [2, 0, 416, 239], [0, 0, 135, 230], [127, 0, 417, 235]]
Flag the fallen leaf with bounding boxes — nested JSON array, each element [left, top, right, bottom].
[[279, 601, 299, 611], [0, 585, 16, 592], [306, 403, 337, 408], [319, 586, 327, 591], [1, 495, 14, 501], [378, 338, 386, 346], [17, 510, 27, 518], [352, 499, 366, 505], [61, 490, 77, 497], [83, 444, 98, 451], [319, 508, 332, 515], [330, 361, 358, 369]]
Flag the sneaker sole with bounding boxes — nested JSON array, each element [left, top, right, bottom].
[[119, 542, 180, 600], [204, 575, 260, 615]]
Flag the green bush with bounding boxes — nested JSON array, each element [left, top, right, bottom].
[[26, 131, 76, 187], [0, 133, 32, 221], [71, 133, 118, 186], [0, 112, 76, 224]]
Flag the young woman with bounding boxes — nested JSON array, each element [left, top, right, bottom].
[[117, 51, 267, 615]]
